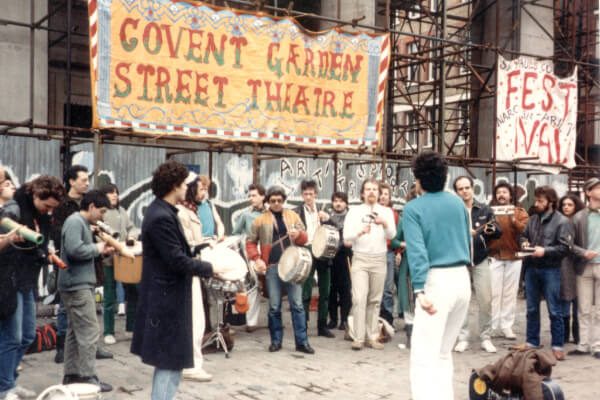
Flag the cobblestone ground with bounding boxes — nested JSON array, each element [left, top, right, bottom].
[[20, 298, 600, 400]]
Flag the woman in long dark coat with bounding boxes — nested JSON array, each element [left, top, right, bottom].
[[558, 193, 584, 344], [131, 161, 212, 400]]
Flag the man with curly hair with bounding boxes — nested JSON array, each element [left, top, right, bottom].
[[131, 160, 213, 400], [402, 151, 471, 400]]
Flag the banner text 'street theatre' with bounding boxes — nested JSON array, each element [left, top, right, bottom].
[[496, 55, 577, 169], [88, 0, 390, 149]]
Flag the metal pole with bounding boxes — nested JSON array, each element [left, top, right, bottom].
[[491, 0, 499, 187], [63, 0, 73, 176], [93, 131, 104, 188], [437, 0, 446, 153], [29, 0, 35, 136]]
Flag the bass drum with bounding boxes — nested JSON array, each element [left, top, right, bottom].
[[278, 246, 313, 284]]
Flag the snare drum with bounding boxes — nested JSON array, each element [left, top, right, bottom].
[[278, 246, 313, 284], [311, 225, 340, 259]]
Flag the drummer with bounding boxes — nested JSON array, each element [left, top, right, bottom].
[[232, 183, 267, 333], [246, 186, 315, 354], [296, 180, 336, 338]]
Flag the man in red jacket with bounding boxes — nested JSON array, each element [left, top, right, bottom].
[[246, 186, 314, 354]]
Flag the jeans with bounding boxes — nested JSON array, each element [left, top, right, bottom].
[[380, 251, 396, 319], [0, 289, 36, 396], [266, 264, 308, 346], [525, 267, 564, 350], [151, 368, 181, 400], [116, 281, 125, 304]]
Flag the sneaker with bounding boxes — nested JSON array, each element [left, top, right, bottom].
[[16, 363, 23, 372], [183, 369, 212, 382], [351, 340, 363, 351], [11, 386, 36, 399], [568, 345, 590, 355], [4, 392, 20, 400], [481, 340, 497, 353], [103, 335, 116, 345], [502, 328, 517, 340], [366, 340, 384, 350], [454, 340, 469, 353], [117, 303, 125, 316]]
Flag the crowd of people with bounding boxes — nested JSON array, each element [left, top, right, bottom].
[[0, 151, 599, 400]]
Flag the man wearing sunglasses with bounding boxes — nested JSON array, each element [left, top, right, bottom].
[[246, 186, 314, 354]]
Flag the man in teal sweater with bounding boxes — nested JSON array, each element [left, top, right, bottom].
[[402, 151, 471, 400], [58, 190, 114, 392]]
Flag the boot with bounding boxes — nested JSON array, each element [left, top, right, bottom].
[[54, 335, 65, 364], [379, 308, 393, 326], [405, 324, 413, 349], [326, 319, 337, 330], [317, 320, 335, 338], [563, 317, 571, 344]]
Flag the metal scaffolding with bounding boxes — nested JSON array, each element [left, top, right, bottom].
[[0, 0, 598, 190]]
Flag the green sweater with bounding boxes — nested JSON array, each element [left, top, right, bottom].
[[58, 212, 100, 292], [402, 191, 471, 291]]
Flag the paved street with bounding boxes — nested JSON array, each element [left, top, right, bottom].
[[20, 298, 600, 399]]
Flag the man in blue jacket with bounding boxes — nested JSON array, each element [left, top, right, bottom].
[[131, 161, 213, 400], [403, 151, 471, 400]]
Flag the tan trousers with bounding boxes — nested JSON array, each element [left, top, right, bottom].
[[350, 252, 386, 343], [577, 263, 600, 352]]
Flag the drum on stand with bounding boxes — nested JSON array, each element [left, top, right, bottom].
[[311, 225, 340, 260], [278, 246, 313, 284]]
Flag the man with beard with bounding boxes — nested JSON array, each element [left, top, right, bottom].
[[326, 191, 352, 332], [487, 182, 529, 340], [520, 186, 573, 360], [344, 178, 396, 350]]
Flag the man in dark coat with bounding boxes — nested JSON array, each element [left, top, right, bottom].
[[131, 160, 213, 400]]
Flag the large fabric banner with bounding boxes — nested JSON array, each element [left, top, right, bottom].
[[87, 0, 390, 150], [496, 55, 577, 169]]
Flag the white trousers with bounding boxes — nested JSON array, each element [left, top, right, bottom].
[[410, 267, 470, 400], [577, 263, 600, 351], [350, 252, 387, 343], [489, 258, 522, 331], [245, 286, 260, 327], [184, 277, 205, 374]]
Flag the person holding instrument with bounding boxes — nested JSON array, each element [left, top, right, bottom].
[[246, 186, 314, 354], [452, 176, 501, 354], [0, 175, 65, 400], [343, 178, 396, 351], [58, 190, 114, 392]]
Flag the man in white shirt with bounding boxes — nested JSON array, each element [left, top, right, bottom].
[[343, 178, 396, 350], [297, 180, 336, 338]]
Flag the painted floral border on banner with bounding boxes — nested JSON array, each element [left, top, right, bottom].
[[88, 0, 390, 150]]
